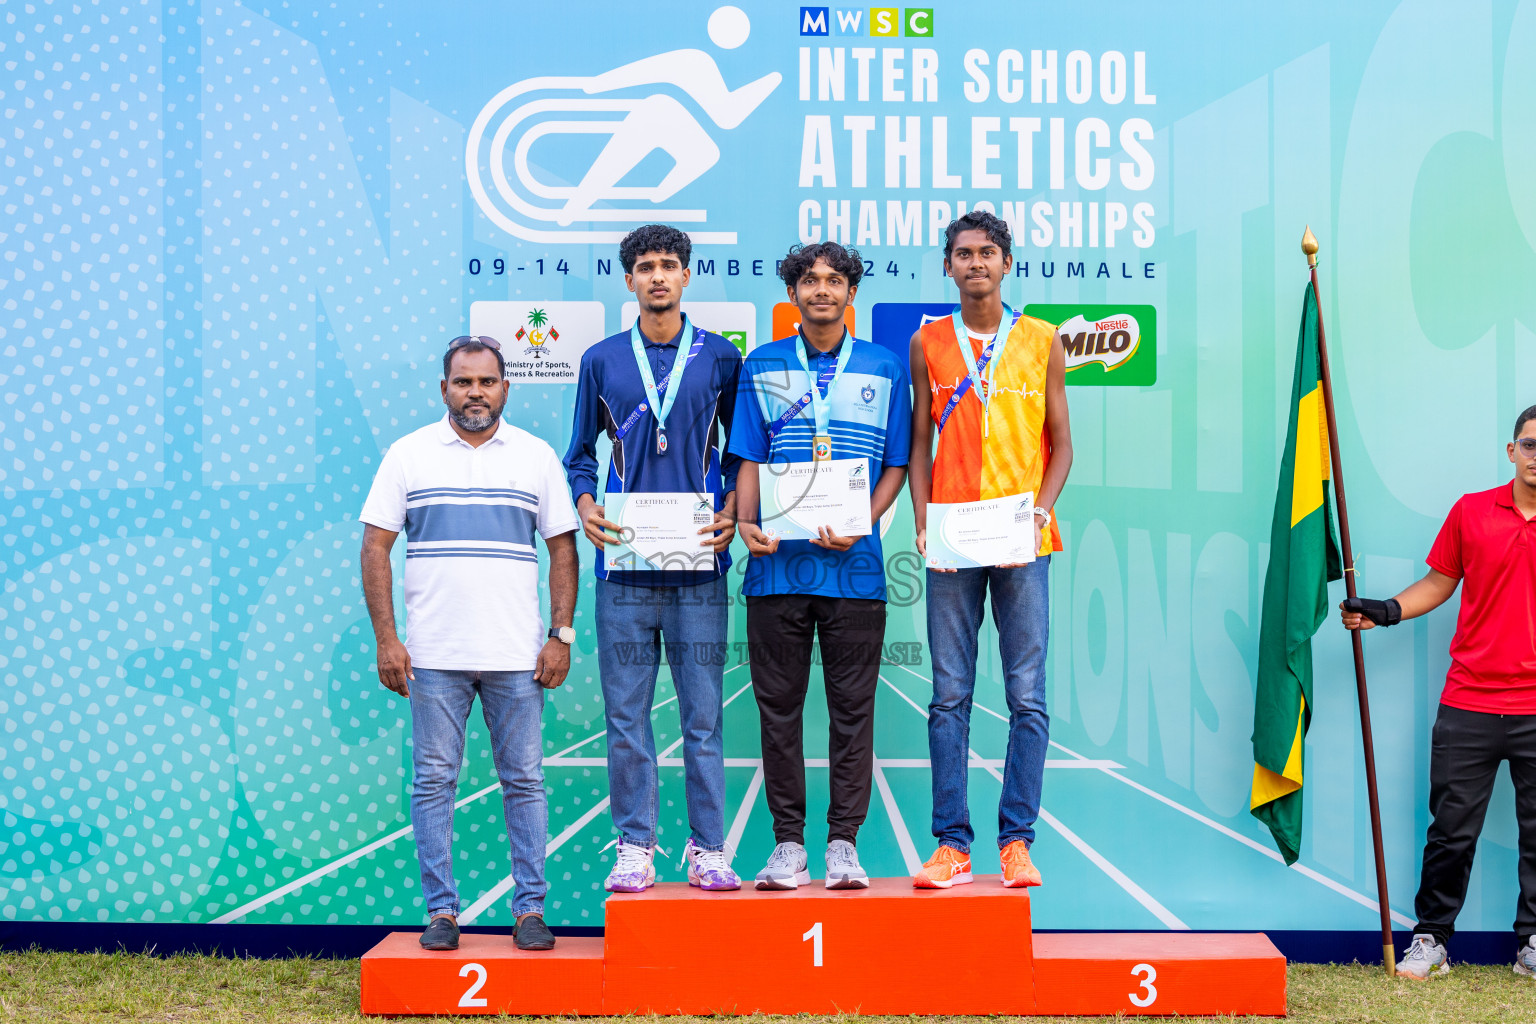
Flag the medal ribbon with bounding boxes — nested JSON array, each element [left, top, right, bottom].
[[767, 329, 855, 440], [937, 304, 1021, 435], [614, 319, 706, 441]]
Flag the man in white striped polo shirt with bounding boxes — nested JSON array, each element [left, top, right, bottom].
[[360, 336, 579, 953]]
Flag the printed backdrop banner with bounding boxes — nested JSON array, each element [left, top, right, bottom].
[[1, 0, 1531, 934]]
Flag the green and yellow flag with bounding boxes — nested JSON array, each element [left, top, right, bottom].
[[1250, 281, 1343, 865]]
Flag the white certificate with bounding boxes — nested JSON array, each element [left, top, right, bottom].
[[925, 492, 1036, 569], [604, 492, 715, 572], [759, 459, 873, 542]]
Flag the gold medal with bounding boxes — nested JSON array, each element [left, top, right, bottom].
[[813, 435, 832, 461]]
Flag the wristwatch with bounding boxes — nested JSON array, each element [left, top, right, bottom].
[[1032, 507, 1052, 528], [548, 626, 575, 645]]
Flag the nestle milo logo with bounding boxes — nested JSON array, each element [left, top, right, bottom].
[[1024, 303, 1157, 387], [1060, 313, 1139, 370]]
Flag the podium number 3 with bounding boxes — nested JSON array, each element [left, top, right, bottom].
[[458, 962, 488, 1008], [802, 921, 823, 967], [1128, 963, 1157, 1007]]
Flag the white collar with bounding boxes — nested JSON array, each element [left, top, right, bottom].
[[435, 412, 506, 447]]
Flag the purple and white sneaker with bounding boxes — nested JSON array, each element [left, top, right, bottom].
[[604, 840, 656, 893], [684, 839, 741, 891]]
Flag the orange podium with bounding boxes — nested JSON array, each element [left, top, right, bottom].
[[1033, 932, 1287, 1017], [360, 932, 604, 1016], [604, 876, 1034, 1014], [360, 882, 1287, 1016]]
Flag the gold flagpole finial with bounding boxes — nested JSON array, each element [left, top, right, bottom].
[[1301, 225, 1319, 268]]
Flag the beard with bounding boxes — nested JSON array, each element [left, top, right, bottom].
[[449, 401, 501, 433], [643, 293, 678, 314]]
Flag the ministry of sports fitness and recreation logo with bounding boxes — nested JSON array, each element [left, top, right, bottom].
[[466, 6, 780, 245], [469, 301, 605, 384], [515, 309, 559, 359]]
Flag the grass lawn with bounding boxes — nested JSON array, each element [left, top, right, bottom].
[[4, 951, 1536, 1023]]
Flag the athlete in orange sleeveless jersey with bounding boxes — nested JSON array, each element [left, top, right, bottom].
[[908, 211, 1073, 890]]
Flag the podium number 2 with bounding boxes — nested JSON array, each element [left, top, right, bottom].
[[458, 963, 488, 1008], [1128, 963, 1157, 1007], [802, 921, 823, 967]]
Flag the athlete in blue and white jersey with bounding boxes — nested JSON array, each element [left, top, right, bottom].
[[731, 329, 910, 601], [562, 225, 743, 894], [732, 241, 911, 893]]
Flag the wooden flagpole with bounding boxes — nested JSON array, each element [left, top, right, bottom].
[[1302, 225, 1396, 977]]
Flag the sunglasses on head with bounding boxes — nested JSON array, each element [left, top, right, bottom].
[[446, 334, 501, 352]]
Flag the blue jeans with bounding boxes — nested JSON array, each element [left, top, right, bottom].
[[595, 575, 728, 850], [409, 668, 547, 918], [926, 557, 1051, 851]]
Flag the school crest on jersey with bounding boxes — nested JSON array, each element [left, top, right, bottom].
[[861, 383, 876, 404]]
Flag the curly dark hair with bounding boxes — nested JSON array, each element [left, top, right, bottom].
[[777, 241, 864, 289], [943, 209, 1013, 262], [1517, 403, 1536, 440], [619, 224, 692, 273]]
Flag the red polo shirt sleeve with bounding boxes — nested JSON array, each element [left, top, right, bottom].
[[1426, 499, 1464, 579], [1429, 485, 1536, 714]]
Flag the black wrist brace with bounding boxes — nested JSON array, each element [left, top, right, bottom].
[[1344, 597, 1402, 627]]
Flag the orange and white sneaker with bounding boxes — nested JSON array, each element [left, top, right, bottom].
[[1000, 840, 1042, 887], [914, 845, 972, 888]]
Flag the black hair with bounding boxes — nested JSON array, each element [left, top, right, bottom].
[[1517, 404, 1536, 440], [943, 209, 1013, 262], [443, 337, 505, 380], [778, 241, 864, 289], [619, 224, 692, 273]]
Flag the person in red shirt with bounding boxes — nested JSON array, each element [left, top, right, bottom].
[[1343, 404, 1536, 979]]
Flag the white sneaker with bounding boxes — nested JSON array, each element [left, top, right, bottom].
[[1395, 933, 1449, 980], [754, 842, 810, 890], [825, 839, 870, 889], [684, 838, 741, 891], [1515, 936, 1536, 977], [604, 839, 656, 893]]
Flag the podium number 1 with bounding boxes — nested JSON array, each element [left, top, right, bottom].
[[458, 963, 488, 1008], [1128, 963, 1157, 1007], [802, 921, 823, 967]]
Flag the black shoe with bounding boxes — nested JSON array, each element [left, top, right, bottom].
[[514, 914, 556, 951], [419, 915, 459, 951]]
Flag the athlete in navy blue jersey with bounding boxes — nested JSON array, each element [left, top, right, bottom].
[[563, 224, 743, 893]]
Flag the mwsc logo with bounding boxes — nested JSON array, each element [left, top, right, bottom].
[[467, 6, 781, 244], [799, 7, 933, 37]]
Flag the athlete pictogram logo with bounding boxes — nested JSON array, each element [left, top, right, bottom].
[[467, 6, 780, 244]]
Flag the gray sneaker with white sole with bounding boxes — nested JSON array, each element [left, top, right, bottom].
[[1516, 936, 1536, 977], [755, 841, 810, 890], [1395, 933, 1449, 980], [825, 839, 870, 889]]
